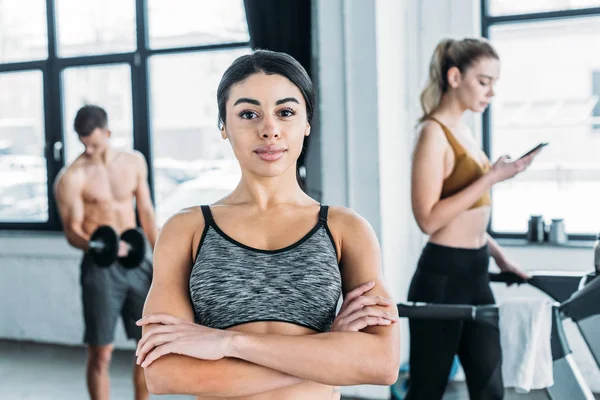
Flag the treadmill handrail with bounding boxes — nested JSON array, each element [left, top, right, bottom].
[[559, 274, 600, 322], [396, 302, 499, 328], [397, 302, 475, 320], [489, 271, 528, 285], [397, 302, 570, 361], [489, 271, 595, 303]]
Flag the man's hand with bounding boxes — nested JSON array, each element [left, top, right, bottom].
[[117, 240, 129, 257]]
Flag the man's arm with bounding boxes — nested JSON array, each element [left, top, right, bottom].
[[142, 209, 304, 396], [54, 169, 89, 251], [133, 151, 158, 249]]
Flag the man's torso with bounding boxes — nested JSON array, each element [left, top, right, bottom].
[[73, 151, 140, 236]]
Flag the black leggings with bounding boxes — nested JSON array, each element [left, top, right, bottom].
[[405, 242, 504, 400]]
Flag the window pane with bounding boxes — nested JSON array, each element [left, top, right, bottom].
[[148, 0, 249, 49], [0, 0, 48, 63], [489, 16, 600, 234], [488, 0, 600, 16], [62, 64, 133, 164], [56, 0, 136, 57], [149, 49, 249, 225], [0, 71, 48, 222]]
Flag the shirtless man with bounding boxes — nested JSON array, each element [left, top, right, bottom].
[[54, 105, 158, 400]]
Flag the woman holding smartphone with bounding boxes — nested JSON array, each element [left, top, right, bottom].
[[407, 37, 542, 400]]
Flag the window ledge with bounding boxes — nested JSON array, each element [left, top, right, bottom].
[[495, 238, 594, 249]]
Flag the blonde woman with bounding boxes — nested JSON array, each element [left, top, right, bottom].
[[407, 38, 541, 399]]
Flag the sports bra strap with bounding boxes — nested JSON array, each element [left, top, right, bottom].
[[201, 205, 213, 224], [428, 117, 465, 157], [319, 205, 329, 225]]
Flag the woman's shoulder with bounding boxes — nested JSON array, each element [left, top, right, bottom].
[[160, 206, 207, 239], [416, 118, 448, 142], [325, 207, 380, 269], [327, 206, 377, 241], [327, 206, 360, 224], [412, 118, 452, 159], [159, 206, 209, 261]]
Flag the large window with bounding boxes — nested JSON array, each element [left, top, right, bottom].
[[55, 0, 137, 57], [0, 71, 47, 223], [0, 0, 48, 63], [0, 0, 249, 230], [482, 0, 600, 239], [149, 50, 246, 225], [62, 64, 134, 164], [147, 0, 249, 49]]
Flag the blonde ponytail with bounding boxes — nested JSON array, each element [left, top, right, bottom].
[[419, 39, 454, 122], [419, 37, 499, 122]]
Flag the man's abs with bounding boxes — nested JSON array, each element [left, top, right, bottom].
[[81, 199, 138, 236], [79, 152, 139, 235]]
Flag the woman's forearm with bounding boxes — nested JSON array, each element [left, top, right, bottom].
[[486, 233, 506, 263], [144, 354, 303, 397], [226, 330, 400, 386], [420, 173, 495, 234]]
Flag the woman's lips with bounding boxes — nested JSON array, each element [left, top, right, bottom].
[[254, 146, 287, 161]]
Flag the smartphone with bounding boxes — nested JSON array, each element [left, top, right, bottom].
[[518, 142, 548, 160]]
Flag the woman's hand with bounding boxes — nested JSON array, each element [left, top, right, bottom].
[[330, 281, 398, 332], [496, 257, 530, 283], [489, 151, 539, 184], [135, 314, 237, 368]]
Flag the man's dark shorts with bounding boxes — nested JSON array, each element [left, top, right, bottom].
[[80, 253, 153, 346]]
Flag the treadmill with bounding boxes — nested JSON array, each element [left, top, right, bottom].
[[490, 270, 600, 370], [394, 271, 600, 399]]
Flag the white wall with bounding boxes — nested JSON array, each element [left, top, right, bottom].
[[0, 233, 136, 349]]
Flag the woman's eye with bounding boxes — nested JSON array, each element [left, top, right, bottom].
[[239, 111, 257, 119], [279, 108, 295, 117]]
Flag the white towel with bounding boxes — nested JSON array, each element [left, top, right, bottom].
[[498, 297, 554, 393]]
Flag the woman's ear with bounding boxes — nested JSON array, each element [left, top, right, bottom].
[[305, 123, 311, 137], [220, 125, 228, 140], [447, 66, 462, 89]]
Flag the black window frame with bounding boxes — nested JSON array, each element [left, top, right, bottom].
[[481, 0, 600, 241], [0, 0, 250, 231]]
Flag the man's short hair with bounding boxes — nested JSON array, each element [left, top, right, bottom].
[[74, 105, 108, 137]]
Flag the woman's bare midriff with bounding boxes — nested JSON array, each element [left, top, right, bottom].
[[428, 206, 490, 249], [197, 321, 340, 400]]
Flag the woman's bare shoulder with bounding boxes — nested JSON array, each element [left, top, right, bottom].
[[158, 206, 207, 259]]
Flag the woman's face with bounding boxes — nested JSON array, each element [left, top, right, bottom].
[[222, 72, 310, 178], [452, 57, 500, 113]]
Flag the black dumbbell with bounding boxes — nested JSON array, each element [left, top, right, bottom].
[[118, 228, 147, 268], [88, 226, 119, 267], [88, 226, 146, 269]]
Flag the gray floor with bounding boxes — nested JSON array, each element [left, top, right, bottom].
[[0, 340, 192, 400], [1, 340, 598, 400]]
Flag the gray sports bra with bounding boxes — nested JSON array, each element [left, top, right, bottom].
[[189, 205, 342, 332]]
